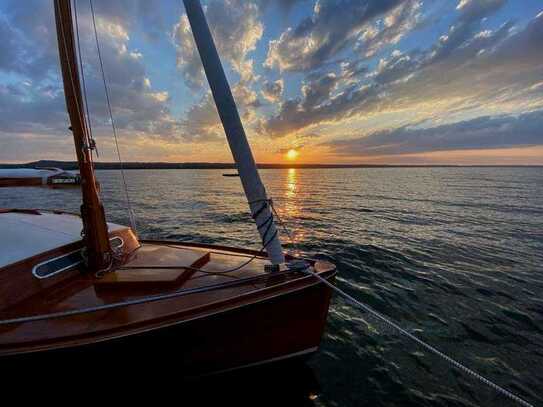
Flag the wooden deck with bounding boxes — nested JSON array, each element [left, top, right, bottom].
[[0, 211, 335, 372]]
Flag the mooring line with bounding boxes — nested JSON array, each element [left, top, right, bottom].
[[301, 267, 534, 407], [268, 198, 535, 407]]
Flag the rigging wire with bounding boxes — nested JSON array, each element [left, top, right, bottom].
[[88, 0, 137, 233], [72, 0, 97, 160], [268, 200, 535, 407]]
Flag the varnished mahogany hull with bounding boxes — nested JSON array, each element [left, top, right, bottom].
[[1, 211, 336, 375], [3, 273, 334, 376]]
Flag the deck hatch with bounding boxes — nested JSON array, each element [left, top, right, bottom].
[[32, 250, 83, 279], [32, 237, 124, 279]]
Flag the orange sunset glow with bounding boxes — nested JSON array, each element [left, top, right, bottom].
[[0, 1, 542, 165], [285, 149, 299, 161]]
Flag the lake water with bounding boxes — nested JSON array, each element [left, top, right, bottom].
[[1, 167, 542, 406]]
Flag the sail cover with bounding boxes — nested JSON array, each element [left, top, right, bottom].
[[0, 168, 80, 188]]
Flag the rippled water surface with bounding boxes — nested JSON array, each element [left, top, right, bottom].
[[1, 167, 542, 406]]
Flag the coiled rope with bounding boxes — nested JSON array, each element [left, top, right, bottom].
[[268, 199, 535, 407]]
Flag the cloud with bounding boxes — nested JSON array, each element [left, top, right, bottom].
[[171, 15, 204, 90], [1, 0, 541, 164], [0, 15, 22, 74], [0, 0, 269, 163], [324, 109, 543, 156], [456, 0, 505, 21], [428, 0, 506, 64], [355, 0, 423, 58], [264, 0, 422, 72], [178, 93, 222, 142], [257, 0, 309, 14], [0, 83, 66, 135], [82, 0, 166, 42], [263, 69, 377, 138], [171, 0, 267, 142], [261, 79, 284, 102], [262, 6, 543, 138], [172, 0, 263, 89], [0, 0, 179, 150]]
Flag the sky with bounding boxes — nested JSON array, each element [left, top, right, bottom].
[[0, 0, 542, 165]]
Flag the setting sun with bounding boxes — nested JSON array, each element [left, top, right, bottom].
[[286, 149, 299, 160]]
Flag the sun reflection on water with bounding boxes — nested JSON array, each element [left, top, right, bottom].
[[286, 168, 297, 198], [280, 168, 305, 252]]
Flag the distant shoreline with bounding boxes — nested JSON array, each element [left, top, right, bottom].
[[0, 160, 541, 170]]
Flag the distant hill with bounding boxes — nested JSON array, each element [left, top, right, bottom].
[[0, 160, 399, 170], [0, 160, 538, 170]]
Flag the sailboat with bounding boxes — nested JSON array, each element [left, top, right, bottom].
[[0, 0, 336, 375]]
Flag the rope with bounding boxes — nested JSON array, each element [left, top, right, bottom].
[[249, 198, 279, 250], [88, 0, 137, 233], [268, 200, 535, 407], [119, 265, 242, 279], [305, 268, 534, 407]]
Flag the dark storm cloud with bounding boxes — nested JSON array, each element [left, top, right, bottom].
[[324, 109, 543, 156]]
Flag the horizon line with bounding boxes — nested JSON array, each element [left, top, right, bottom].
[[0, 160, 542, 169]]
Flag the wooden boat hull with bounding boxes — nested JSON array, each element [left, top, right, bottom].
[[0, 210, 336, 375], [3, 269, 334, 376]]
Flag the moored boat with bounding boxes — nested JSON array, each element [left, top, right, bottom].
[[0, 0, 336, 375], [0, 209, 335, 375], [0, 167, 80, 188]]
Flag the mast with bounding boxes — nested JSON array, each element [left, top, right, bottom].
[[54, 0, 112, 270], [183, 0, 285, 264], [183, 0, 285, 265]]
